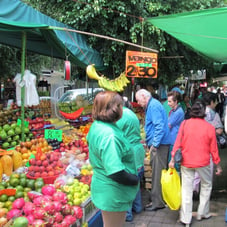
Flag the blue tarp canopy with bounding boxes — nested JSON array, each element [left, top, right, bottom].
[[0, 0, 104, 69]]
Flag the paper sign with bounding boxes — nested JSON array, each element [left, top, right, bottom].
[[17, 119, 29, 128], [126, 51, 158, 78], [44, 129, 62, 141]]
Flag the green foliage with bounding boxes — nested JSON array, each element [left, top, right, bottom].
[[20, 0, 226, 84], [0, 44, 57, 80]]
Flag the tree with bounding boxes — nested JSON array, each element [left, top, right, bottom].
[[20, 0, 227, 84]]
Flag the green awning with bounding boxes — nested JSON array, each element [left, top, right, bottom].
[[146, 7, 227, 63], [0, 0, 104, 69]]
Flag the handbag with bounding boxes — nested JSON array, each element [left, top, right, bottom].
[[174, 148, 182, 164], [174, 121, 186, 164], [216, 133, 227, 149]]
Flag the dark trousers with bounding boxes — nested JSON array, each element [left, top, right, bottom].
[[150, 144, 169, 208]]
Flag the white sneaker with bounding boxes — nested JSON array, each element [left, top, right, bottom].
[[196, 213, 211, 221]]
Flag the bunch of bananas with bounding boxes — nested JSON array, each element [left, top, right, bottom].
[[86, 64, 130, 92]]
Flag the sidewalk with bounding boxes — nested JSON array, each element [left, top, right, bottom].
[[124, 189, 227, 227], [123, 145, 227, 227]]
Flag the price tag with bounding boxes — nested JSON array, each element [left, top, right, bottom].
[[44, 129, 62, 141], [126, 51, 158, 78], [17, 119, 29, 128]]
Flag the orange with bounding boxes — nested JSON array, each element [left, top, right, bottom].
[[22, 153, 29, 159], [21, 147, 28, 154]]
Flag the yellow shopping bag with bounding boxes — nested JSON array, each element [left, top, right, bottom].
[[161, 168, 181, 210]]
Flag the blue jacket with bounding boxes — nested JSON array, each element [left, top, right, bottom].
[[168, 105, 184, 145], [145, 98, 170, 147]]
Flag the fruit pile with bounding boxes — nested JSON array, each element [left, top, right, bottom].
[[7, 185, 83, 227], [61, 179, 90, 206], [0, 123, 33, 149], [47, 139, 62, 151], [0, 173, 45, 211], [27, 151, 65, 180], [14, 138, 52, 163]]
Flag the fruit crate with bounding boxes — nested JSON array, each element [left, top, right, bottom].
[[81, 197, 99, 223]]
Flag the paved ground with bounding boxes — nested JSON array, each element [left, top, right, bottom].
[[123, 148, 227, 227], [123, 189, 227, 227]]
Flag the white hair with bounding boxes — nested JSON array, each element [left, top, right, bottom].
[[136, 89, 151, 98]]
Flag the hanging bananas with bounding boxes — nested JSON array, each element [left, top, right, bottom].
[[86, 64, 130, 92], [86, 64, 102, 80]]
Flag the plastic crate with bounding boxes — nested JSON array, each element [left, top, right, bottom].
[[26, 174, 59, 184], [81, 197, 99, 223]]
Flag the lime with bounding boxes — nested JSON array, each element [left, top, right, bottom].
[[0, 194, 8, 202], [0, 185, 5, 190], [8, 196, 15, 202], [2, 142, 9, 149], [10, 173, 20, 179], [26, 180, 35, 190], [15, 185, 24, 192], [15, 191, 24, 199], [13, 135, 20, 141], [35, 178, 44, 183], [19, 173, 27, 179], [12, 216, 29, 227], [34, 180, 44, 190], [23, 187, 31, 193], [3, 124, 10, 131], [19, 178, 27, 187], [0, 181, 8, 188], [4, 201, 12, 210], [11, 123, 17, 129], [11, 141, 17, 147], [7, 129, 15, 137], [7, 185, 14, 189], [9, 178, 19, 187], [14, 127, 21, 135]]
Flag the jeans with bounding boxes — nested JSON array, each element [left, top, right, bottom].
[[126, 167, 144, 221]]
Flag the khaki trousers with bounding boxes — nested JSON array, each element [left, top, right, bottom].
[[180, 165, 212, 224], [101, 210, 126, 227]]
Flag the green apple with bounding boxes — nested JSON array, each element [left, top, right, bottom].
[[73, 198, 82, 206]]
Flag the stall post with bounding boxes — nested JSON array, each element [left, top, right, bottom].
[[20, 31, 26, 141]]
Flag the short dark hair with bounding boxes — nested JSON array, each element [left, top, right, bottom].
[[92, 91, 123, 122], [167, 91, 182, 103], [190, 99, 206, 118], [202, 92, 217, 105]]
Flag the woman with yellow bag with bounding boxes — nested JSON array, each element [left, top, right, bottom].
[[169, 99, 222, 227]]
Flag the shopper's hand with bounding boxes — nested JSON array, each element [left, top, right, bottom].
[[150, 146, 157, 152], [215, 165, 222, 176], [168, 158, 175, 169]]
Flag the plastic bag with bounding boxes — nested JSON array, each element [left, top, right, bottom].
[[161, 168, 181, 210]]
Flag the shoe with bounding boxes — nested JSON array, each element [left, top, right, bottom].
[[177, 220, 190, 227], [145, 202, 153, 208], [125, 215, 133, 222], [145, 206, 165, 212], [196, 213, 212, 221]]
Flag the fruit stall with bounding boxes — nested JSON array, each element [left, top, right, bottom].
[[0, 95, 102, 227], [0, 62, 147, 226]]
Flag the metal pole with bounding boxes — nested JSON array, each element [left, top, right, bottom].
[[21, 32, 26, 141]]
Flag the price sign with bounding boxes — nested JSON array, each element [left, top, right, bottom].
[[17, 119, 29, 128], [126, 51, 158, 78], [44, 129, 62, 141]]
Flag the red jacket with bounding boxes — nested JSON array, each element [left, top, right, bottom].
[[172, 118, 221, 168]]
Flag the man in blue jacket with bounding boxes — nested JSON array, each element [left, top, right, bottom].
[[136, 89, 171, 211]]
